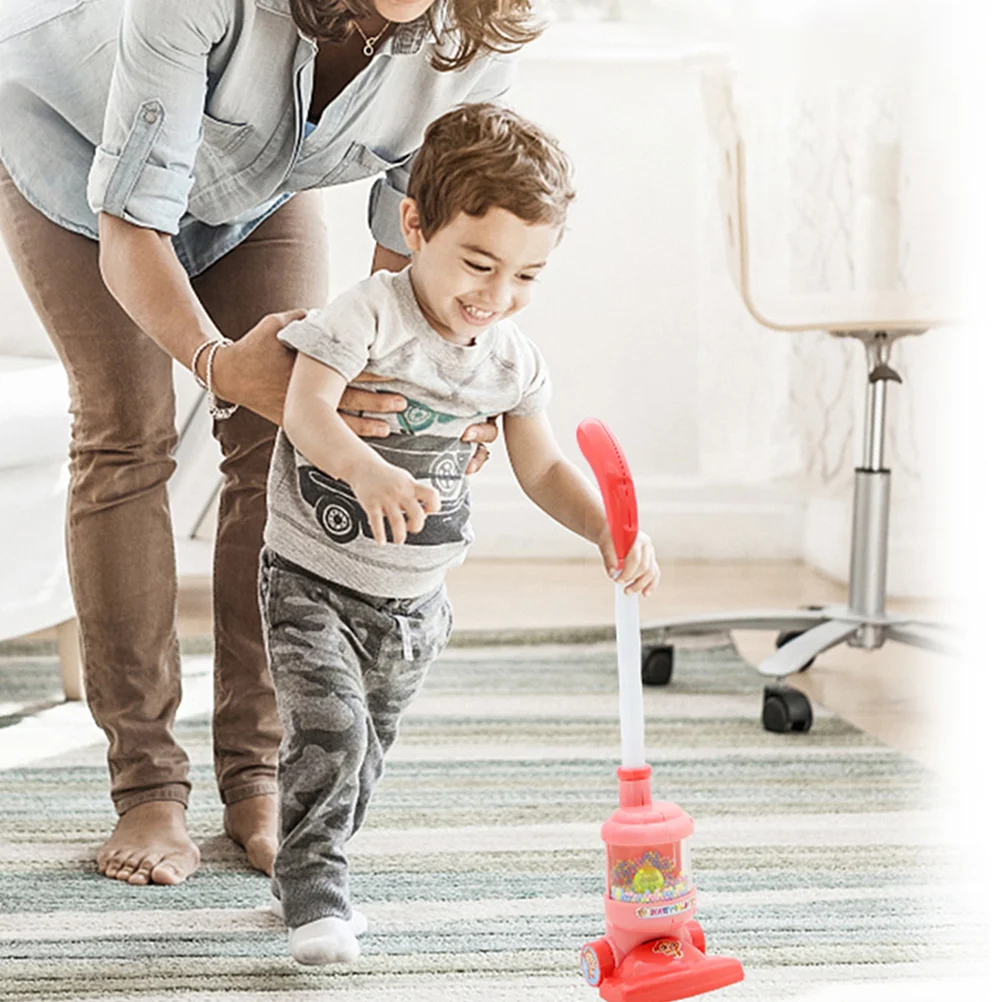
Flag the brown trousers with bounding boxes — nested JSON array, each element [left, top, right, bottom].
[[0, 163, 329, 813]]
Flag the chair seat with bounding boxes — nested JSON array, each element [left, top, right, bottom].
[[0, 357, 71, 471], [745, 289, 953, 334]]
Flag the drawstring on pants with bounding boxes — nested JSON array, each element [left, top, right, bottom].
[[395, 615, 415, 661]]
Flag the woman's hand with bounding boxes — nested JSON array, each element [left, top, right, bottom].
[[338, 372, 407, 437], [207, 315, 407, 430], [461, 415, 499, 474], [597, 529, 660, 597], [207, 310, 306, 425], [352, 460, 441, 545]]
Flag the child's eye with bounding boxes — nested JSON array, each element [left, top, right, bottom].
[[518, 273, 540, 283], [464, 260, 491, 272]]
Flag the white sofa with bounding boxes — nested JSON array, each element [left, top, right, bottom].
[[0, 241, 80, 697]]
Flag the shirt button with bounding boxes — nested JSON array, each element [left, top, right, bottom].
[[144, 109, 158, 124]]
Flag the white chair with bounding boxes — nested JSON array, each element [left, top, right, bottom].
[[640, 72, 959, 733]]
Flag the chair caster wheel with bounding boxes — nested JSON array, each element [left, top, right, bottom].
[[762, 685, 813, 733], [775, 630, 816, 671], [642, 646, 674, 686]]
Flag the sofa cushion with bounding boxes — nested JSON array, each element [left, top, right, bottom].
[[0, 357, 71, 470]]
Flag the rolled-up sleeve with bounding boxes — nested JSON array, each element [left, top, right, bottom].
[[87, 0, 229, 235], [367, 151, 418, 258], [366, 50, 519, 256]]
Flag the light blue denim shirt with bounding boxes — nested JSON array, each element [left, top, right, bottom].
[[0, 0, 517, 276]]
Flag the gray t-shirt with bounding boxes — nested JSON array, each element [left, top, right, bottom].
[[264, 267, 551, 598]]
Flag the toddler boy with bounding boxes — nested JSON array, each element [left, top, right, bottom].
[[260, 103, 660, 964]]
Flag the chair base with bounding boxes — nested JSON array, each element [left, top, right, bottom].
[[641, 605, 959, 679]]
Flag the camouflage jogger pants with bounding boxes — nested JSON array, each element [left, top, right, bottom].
[[258, 548, 453, 928]]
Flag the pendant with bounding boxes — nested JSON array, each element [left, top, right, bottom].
[[363, 39, 375, 57]]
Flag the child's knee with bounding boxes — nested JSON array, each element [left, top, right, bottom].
[[282, 696, 369, 778]]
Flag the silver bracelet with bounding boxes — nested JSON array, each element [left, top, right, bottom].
[[190, 339, 214, 391], [205, 338, 239, 421]]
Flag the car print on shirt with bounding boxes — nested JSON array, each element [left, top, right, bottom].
[[297, 433, 474, 546], [298, 468, 471, 546], [395, 396, 488, 445], [397, 397, 463, 434]]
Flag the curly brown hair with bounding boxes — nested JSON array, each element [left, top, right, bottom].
[[289, 1, 544, 71], [408, 103, 575, 240]]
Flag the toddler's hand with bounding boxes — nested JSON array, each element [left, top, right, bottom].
[[597, 529, 660, 597], [352, 462, 441, 544]]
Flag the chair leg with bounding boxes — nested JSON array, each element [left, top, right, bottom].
[[757, 618, 860, 677], [891, 616, 955, 633], [642, 609, 830, 641], [884, 622, 963, 657], [56, 618, 83, 701]]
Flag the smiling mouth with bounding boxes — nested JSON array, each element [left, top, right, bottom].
[[460, 303, 496, 324]]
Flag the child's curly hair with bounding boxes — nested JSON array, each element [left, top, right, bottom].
[[407, 103, 576, 239], [289, 1, 543, 71]]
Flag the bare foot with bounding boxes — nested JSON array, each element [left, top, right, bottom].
[[224, 793, 278, 876], [97, 801, 200, 886]]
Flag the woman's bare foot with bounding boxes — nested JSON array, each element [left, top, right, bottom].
[[97, 801, 200, 885], [224, 793, 279, 876]]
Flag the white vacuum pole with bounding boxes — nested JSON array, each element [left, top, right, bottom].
[[615, 584, 646, 769]]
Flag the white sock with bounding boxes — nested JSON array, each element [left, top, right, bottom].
[[288, 916, 360, 966], [270, 893, 368, 936]]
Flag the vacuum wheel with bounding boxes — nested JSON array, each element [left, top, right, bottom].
[[641, 646, 674, 686], [580, 938, 616, 987], [762, 685, 813, 734], [775, 630, 816, 671]]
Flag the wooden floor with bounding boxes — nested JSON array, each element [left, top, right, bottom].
[[179, 559, 955, 770]]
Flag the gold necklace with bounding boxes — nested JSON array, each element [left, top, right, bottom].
[[353, 18, 390, 58]]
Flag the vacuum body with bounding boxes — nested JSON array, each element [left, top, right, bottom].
[[580, 765, 743, 1001]]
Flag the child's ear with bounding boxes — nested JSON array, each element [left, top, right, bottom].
[[399, 198, 424, 254]]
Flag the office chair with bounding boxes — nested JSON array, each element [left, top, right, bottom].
[[640, 72, 959, 734]]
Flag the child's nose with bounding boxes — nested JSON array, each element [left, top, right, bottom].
[[485, 276, 512, 308]]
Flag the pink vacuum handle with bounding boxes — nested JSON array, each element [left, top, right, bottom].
[[576, 419, 639, 567]]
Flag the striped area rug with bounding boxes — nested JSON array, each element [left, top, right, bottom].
[[0, 638, 979, 1001]]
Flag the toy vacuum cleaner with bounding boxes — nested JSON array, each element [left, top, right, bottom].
[[577, 419, 744, 1002]]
